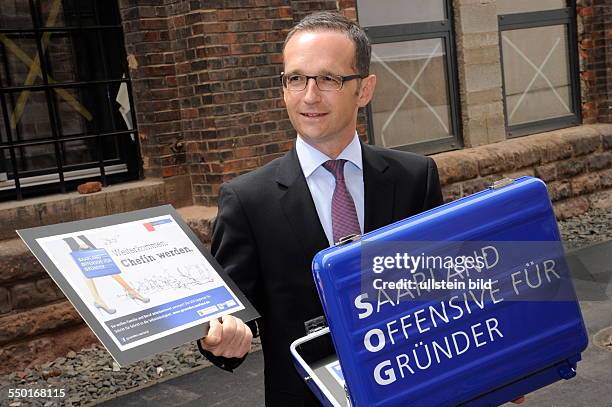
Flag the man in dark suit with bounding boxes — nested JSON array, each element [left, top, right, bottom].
[[198, 11, 443, 406]]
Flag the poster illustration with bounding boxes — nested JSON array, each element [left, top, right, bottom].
[[18, 205, 259, 365]]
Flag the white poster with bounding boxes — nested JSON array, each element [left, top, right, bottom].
[[18, 206, 259, 365]]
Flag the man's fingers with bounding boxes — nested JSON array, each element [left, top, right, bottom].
[[225, 317, 245, 352], [201, 315, 253, 358], [202, 318, 222, 348], [221, 314, 238, 337], [238, 324, 253, 356], [511, 396, 526, 404]]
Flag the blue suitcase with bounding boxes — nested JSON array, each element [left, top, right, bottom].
[[291, 176, 588, 407]]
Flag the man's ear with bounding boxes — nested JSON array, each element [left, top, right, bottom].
[[357, 74, 377, 108]]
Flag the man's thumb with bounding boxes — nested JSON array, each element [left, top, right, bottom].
[[203, 318, 222, 347]]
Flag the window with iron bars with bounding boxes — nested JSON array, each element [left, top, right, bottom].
[[0, 0, 141, 201]]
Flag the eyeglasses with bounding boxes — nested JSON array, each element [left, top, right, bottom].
[[280, 72, 364, 92]]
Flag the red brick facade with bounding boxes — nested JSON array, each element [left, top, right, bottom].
[[577, 0, 611, 124], [118, 0, 362, 205]]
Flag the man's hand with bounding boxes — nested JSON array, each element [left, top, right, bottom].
[[200, 315, 253, 358], [511, 396, 526, 404]]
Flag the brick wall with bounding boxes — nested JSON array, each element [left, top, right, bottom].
[[118, 0, 362, 205], [577, 0, 611, 124]]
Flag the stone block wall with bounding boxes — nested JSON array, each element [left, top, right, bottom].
[[435, 124, 612, 219], [453, 0, 506, 147]]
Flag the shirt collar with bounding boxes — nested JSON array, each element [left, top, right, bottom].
[[296, 133, 363, 178]]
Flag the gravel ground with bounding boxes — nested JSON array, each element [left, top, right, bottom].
[[1, 207, 611, 407], [558, 208, 612, 250]]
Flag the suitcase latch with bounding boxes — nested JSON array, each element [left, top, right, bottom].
[[489, 178, 515, 189], [304, 315, 327, 334], [336, 234, 361, 246]]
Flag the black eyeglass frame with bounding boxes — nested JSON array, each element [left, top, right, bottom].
[[280, 72, 365, 91]]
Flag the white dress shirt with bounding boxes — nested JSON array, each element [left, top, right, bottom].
[[295, 134, 365, 246]]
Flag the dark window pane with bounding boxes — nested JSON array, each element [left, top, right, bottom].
[[356, 0, 445, 26], [38, 0, 67, 28], [54, 87, 88, 136], [501, 25, 573, 126], [370, 38, 451, 148], [46, 32, 78, 83], [54, 83, 131, 136], [2, 34, 40, 86], [41, 0, 120, 27], [62, 135, 120, 167], [0, 112, 8, 181], [5, 90, 53, 141], [14, 143, 58, 175], [0, 0, 32, 29]]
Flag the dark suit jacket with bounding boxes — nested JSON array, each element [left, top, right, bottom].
[[199, 142, 443, 406]]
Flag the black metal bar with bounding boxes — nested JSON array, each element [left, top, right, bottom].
[[0, 90, 22, 199], [443, 6, 463, 149], [0, 151, 124, 177], [0, 33, 28, 172], [507, 115, 579, 138], [92, 0, 109, 186], [125, 73, 143, 180], [30, 0, 65, 193], [0, 78, 130, 92], [497, 26, 511, 137], [567, 0, 582, 123], [0, 129, 137, 148], [393, 136, 459, 156], [498, 8, 571, 29], [364, 21, 450, 39]]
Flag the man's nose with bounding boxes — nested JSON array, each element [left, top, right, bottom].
[[303, 77, 322, 103]]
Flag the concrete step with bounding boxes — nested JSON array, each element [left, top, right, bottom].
[[0, 179, 167, 241]]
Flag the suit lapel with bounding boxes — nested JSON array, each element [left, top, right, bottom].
[[362, 143, 395, 233], [277, 147, 329, 259]]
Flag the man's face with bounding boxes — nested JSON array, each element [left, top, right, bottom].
[[282, 30, 376, 151]]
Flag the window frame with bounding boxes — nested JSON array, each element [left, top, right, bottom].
[[0, 0, 141, 201], [497, 3, 582, 138], [358, 0, 462, 155]]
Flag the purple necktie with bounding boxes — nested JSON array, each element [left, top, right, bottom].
[[322, 159, 361, 243]]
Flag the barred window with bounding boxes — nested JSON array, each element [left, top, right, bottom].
[[0, 0, 140, 200]]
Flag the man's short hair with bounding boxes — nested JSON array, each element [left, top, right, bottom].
[[283, 11, 371, 77]]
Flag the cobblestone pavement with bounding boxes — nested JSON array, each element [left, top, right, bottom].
[[1, 208, 611, 407]]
